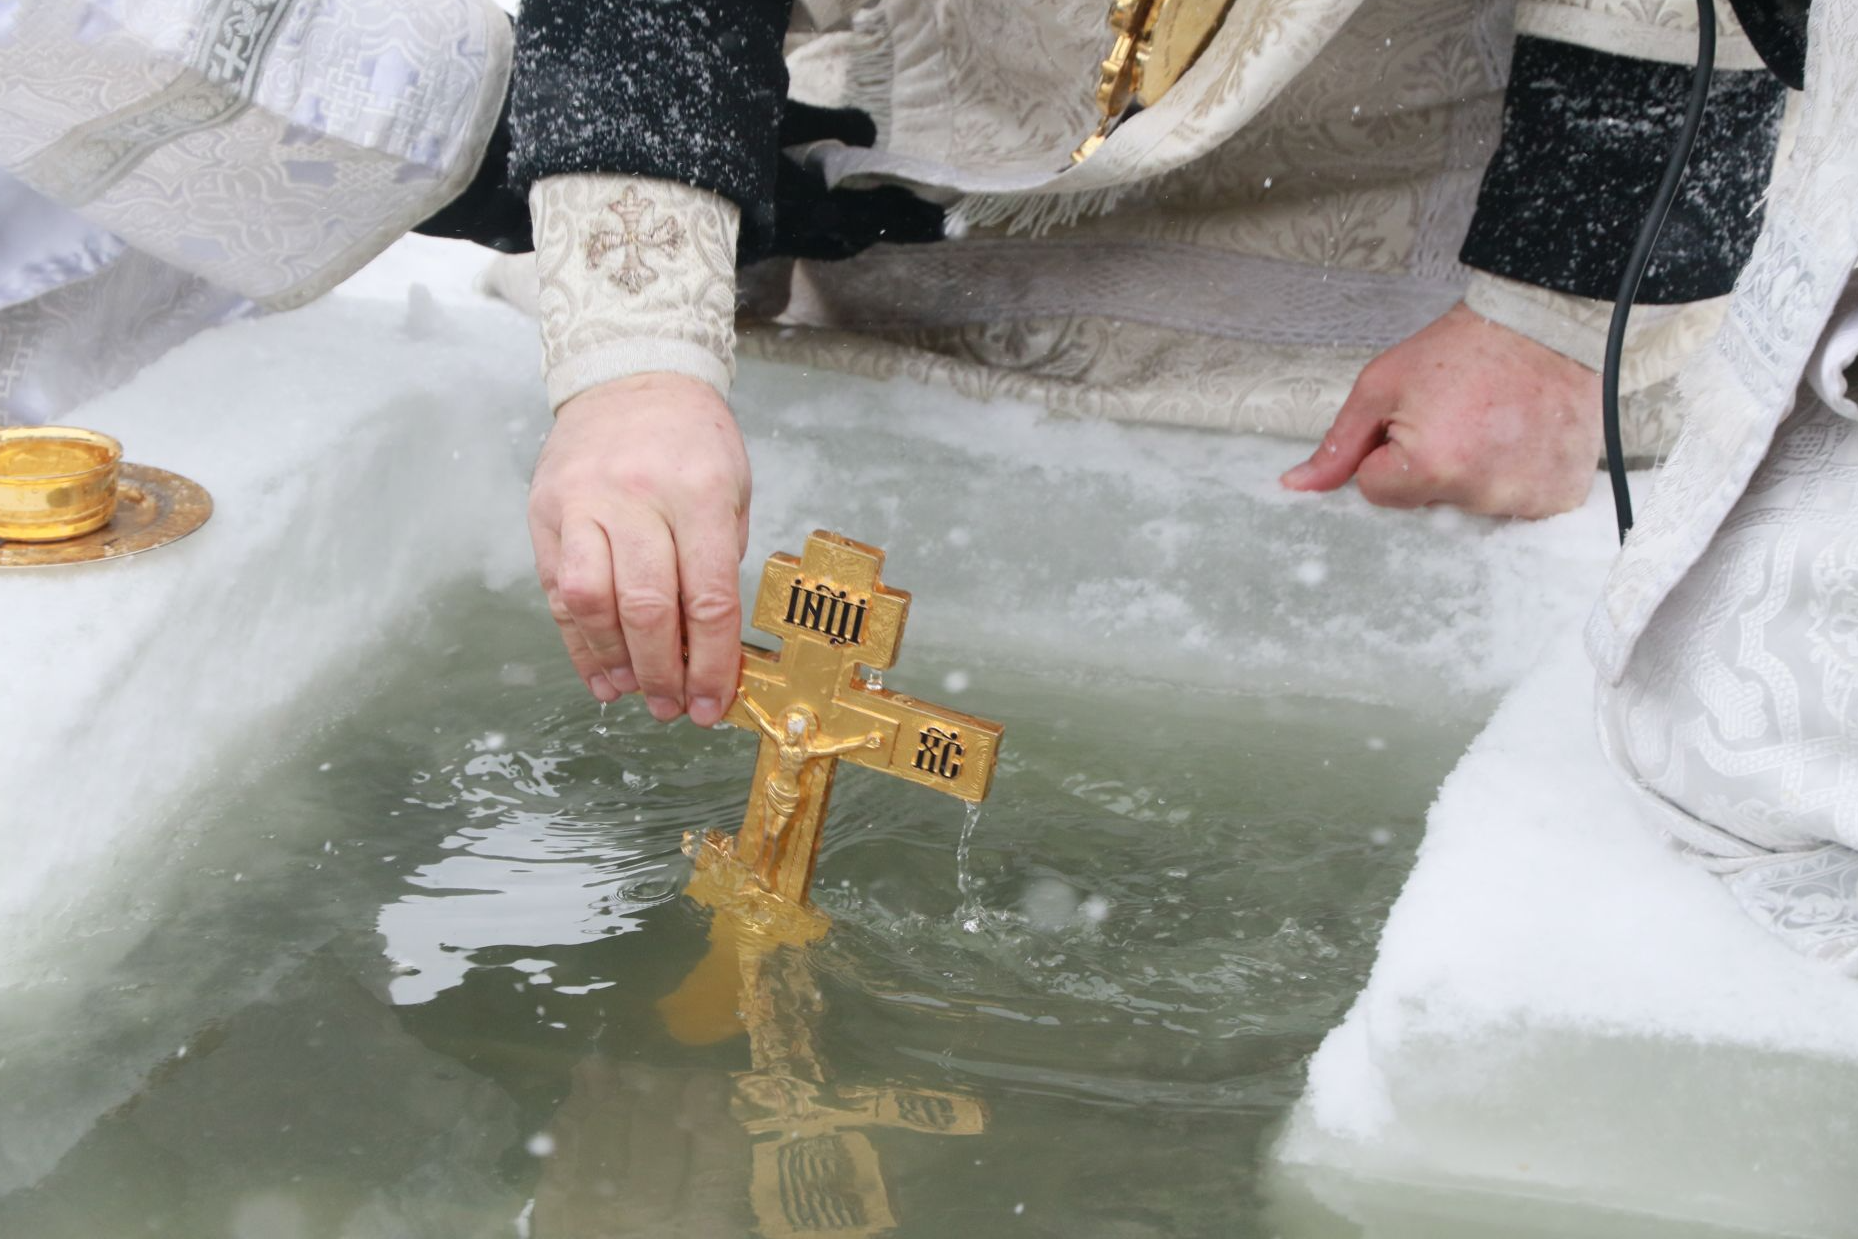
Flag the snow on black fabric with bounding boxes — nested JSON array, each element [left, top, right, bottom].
[[508, 0, 795, 251], [1460, 36, 1788, 305]]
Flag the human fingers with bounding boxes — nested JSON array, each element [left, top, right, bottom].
[[677, 507, 744, 729], [533, 518, 619, 702], [608, 513, 686, 721], [557, 517, 637, 697], [1280, 366, 1395, 492], [1353, 434, 1440, 509]]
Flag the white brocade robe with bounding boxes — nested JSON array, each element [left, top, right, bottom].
[[738, 0, 1762, 448], [0, 0, 511, 423], [1591, 0, 1858, 970]]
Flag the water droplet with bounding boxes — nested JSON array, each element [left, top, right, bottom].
[[955, 801, 985, 922]]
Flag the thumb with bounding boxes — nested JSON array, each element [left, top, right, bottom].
[[1281, 376, 1393, 492]]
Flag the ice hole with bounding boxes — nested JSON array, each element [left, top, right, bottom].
[[4, 239, 1853, 1237]]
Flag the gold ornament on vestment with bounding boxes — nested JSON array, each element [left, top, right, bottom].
[[1076, 0, 1238, 161]]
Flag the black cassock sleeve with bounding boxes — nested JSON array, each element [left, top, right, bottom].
[[507, 0, 796, 254], [1459, 33, 1789, 305]]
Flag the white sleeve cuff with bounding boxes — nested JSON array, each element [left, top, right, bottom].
[[1463, 271, 1612, 370], [529, 173, 740, 411], [1462, 271, 1725, 396]]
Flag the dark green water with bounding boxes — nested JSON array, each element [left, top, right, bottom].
[[0, 585, 1475, 1238]]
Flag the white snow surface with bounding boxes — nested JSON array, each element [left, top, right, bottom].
[[0, 258, 540, 967], [1278, 630, 1858, 1236]]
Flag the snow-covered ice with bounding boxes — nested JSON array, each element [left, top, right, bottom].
[[1275, 631, 1858, 1236]]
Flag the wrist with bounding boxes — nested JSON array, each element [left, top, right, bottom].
[[545, 341, 733, 411], [555, 371, 728, 417]]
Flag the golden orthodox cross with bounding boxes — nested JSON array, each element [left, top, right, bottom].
[[680, 530, 1003, 935], [655, 533, 1000, 1231], [585, 185, 684, 294]]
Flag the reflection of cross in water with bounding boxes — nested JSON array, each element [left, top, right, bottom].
[[584, 186, 685, 294], [733, 943, 986, 1239], [700, 532, 1003, 909]]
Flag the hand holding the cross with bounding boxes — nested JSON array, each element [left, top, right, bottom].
[[528, 372, 752, 726]]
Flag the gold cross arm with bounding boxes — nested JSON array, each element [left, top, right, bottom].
[[736, 1079, 987, 1140], [727, 654, 999, 805]]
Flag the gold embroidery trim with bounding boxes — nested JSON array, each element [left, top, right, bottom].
[[585, 186, 687, 294]]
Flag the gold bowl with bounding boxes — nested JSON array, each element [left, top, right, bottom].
[[0, 426, 124, 542]]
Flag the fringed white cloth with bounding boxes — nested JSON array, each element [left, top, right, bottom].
[[790, 0, 1764, 234], [0, 171, 251, 425], [795, 0, 1369, 233]]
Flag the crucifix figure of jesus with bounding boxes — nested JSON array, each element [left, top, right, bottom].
[[736, 698, 884, 889]]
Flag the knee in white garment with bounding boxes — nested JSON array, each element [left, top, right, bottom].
[[1601, 392, 1858, 971]]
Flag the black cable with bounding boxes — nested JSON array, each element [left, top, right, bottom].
[[1601, 0, 1717, 544]]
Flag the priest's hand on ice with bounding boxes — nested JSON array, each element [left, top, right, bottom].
[[528, 374, 752, 726], [1278, 303, 1601, 519]]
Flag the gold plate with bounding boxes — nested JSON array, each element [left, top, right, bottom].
[[0, 463, 212, 568]]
